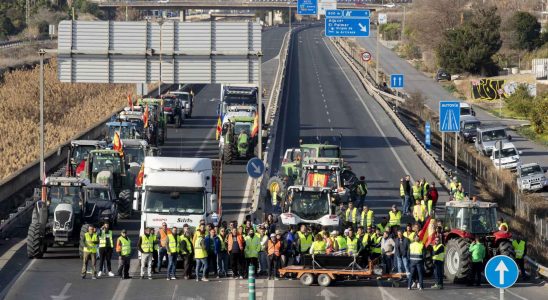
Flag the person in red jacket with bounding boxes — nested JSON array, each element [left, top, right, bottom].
[[426, 182, 439, 215]]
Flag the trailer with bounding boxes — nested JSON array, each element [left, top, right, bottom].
[[278, 255, 403, 286]]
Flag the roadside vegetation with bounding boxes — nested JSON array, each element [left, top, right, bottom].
[[0, 59, 132, 181]]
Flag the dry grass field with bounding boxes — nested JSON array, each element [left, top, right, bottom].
[[0, 59, 132, 181]]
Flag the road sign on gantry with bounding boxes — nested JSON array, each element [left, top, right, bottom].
[[325, 10, 370, 37], [390, 74, 404, 88], [298, 0, 318, 15], [485, 255, 519, 289], [439, 101, 461, 132]]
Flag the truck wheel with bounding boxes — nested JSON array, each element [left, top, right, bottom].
[[27, 220, 45, 259], [118, 190, 132, 219], [79, 224, 90, 259], [317, 274, 332, 287], [444, 238, 471, 283], [300, 273, 314, 286], [223, 143, 234, 165], [498, 240, 515, 258], [424, 246, 434, 276]]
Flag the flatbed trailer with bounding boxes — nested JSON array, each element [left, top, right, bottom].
[[278, 257, 403, 286]]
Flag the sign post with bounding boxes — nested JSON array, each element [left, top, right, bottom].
[[439, 101, 461, 166], [376, 13, 387, 84], [485, 255, 519, 300], [425, 122, 431, 150], [325, 10, 370, 38]]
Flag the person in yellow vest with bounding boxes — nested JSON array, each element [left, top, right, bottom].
[[150, 227, 159, 274], [399, 178, 405, 207], [449, 176, 458, 195], [412, 199, 427, 227], [370, 228, 382, 260], [216, 227, 229, 278], [403, 223, 415, 241], [310, 233, 326, 255], [388, 204, 402, 229], [408, 235, 424, 290], [296, 225, 313, 262], [345, 201, 358, 230], [454, 186, 465, 201], [359, 206, 374, 228], [346, 228, 359, 256], [512, 236, 527, 279], [412, 181, 422, 201], [81, 225, 98, 279], [244, 228, 261, 278], [376, 217, 389, 234], [179, 224, 193, 279], [421, 178, 430, 201], [356, 176, 368, 208], [166, 227, 180, 280], [431, 236, 445, 289], [194, 227, 209, 282], [97, 222, 115, 277], [497, 218, 509, 232], [138, 227, 155, 280], [116, 229, 132, 279], [361, 226, 374, 261]]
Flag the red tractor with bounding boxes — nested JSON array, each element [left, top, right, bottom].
[[441, 201, 514, 282]]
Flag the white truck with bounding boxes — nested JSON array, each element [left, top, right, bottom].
[[137, 157, 222, 233]]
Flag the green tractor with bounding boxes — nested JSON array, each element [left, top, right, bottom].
[[81, 149, 134, 219], [138, 98, 167, 146], [219, 116, 257, 165]]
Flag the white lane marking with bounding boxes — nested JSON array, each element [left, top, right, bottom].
[[328, 118, 331, 123], [238, 176, 254, 225], [111, 258, 140, 300], [267, 278, 275, 300], [330, 128, 334, 132], [324, 104, 328, 109], [326, 111, 329, 116], [322, 37, 413, 179], [194, 127, 216, 157], [506, 289, 529, 300], [278, 35, 296, 152], [0, 239, 26, 271], [376, 280, 397, 300], [228, 276, 236, 300], [171, 284, 179, 300], [51, 283, 72, 300], [0, 254, 36, 299]]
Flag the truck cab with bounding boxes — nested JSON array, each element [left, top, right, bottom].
[[460, 102, 476, 117]]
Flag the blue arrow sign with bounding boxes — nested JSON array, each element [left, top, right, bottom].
[[390, 74, 404, 88], [439, 101, 461, 132], [246, 157, 265, 179], [297, 0, 317, 15], [425, 122, 431, 150], [325, 10, 370, 37], [485, 255, 519, 289]]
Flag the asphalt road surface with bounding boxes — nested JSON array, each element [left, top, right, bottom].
[[0, 26, 544, 300]]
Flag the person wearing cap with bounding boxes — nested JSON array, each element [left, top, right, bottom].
[[116, 229, 132, 279], [179, 224, 193, 279], [267, 233, 282, 280], [356, 176, 368, 208], [138, 227, 155, 279], [157, 222, 172, 273]]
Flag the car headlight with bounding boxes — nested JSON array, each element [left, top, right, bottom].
[[464, 132, 470, 136], [65, 221, 72, 229]]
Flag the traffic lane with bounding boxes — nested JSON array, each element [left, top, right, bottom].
[[263, 26, 288, 62], [357, 33, 548, 168]]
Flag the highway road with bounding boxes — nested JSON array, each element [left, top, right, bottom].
[[0, 26, 544, 300], [356, 32, 548, 170]]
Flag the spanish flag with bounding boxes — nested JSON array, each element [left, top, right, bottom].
[[418, 216, 436, 246], [112, 131, 124, 158], [143, 105, 149, 128], [308, 173, 328, 187], [216, 115, 222, 140], [135, 164, 144, 187], [251, 113, 259, 138], [127, 93, 133, 111]]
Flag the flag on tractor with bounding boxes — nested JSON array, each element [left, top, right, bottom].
[[418, 216, 436, 246], [75, 159, 86, 177], [113, 131, 124, 158], [215, 115, 222, 140], [127, 94, 133, 111], [143, 105, 149, 128], [135, 164, 144, 187], [251, 113, 259, 138]]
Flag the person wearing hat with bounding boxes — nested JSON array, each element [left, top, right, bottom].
[[116, 229, 132, 279], [267, 233, 282, 280], [356, 175, 368, 208]]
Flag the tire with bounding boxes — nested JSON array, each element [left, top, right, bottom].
[[118, 190, 132, 219], [317, 273, 332, 287], [79, 224, 90, 259], [27, 220, 45, 259], [223, 143, 234, 165], [498, 240, 515, 258], [300, 273, 314, 286], [424, 246, 434, 276], [444, 238, 472, 283]]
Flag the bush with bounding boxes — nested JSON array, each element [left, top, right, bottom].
[[379, 22, 401, 41], [530, 94, 548, 134], [504, 85, 534, 118]]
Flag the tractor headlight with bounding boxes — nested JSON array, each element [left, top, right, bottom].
[[54, 221, 60, 229]]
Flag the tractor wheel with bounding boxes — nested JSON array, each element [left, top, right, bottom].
[[267, 176, 286, 207], [497, 240, 515, 258], [118, 190, 132, 219], [175, 115, 181, 128], [223, 143, 234, 165], [444, 238, 472, 283], [424, 246, 434, 276], [79, 224, 90, 259], [27, 220, 45, 259]]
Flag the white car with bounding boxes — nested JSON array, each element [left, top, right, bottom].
[[517, 163, 548, 192], [490, 142, 522, 171]]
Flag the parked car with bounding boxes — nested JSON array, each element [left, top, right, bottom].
[[475, 126, 511, 156], [517, 163, 548, 193], [459, 116, 481, 143], [435, 69, 451, 81], [490, 142, 522, 171]]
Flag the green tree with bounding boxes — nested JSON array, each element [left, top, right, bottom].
[[436, 6, 502, 75], [508, 12, 541, 51]]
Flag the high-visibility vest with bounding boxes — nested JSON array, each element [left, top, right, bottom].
[[403, 231, 416, 241], [297, 232, 313, 252], [99, 230, 113, 248], [180, 235, 192, 255], [409, 241, 424, 261], [512, 240, 525, 259], [336, 235, 347, 250], [360, 210, 374, 227], [454, 191, 465, 201], [376, 223, 386, 233], [194, 236, 208, 259], [499, 222, 509, 231], [346, 207, 358, 223], [346, 237, 358, 255], [449, 182, 457, 193], [432, 244, 445, 261], [267, 240, 281, 256], [412, 185, 422, 200], [167, 234, 179, 254], [399, 183, 405, 197], [372, 235, 382, 254], [311, 241, 326, 254], [357, 182, 368, 196], [141, 234, 154, 253], [84, 232, 98, 253], [427, 199, 433, 215], [388, 211, 402, 227], [244, 235, 260, 258], [218, 235, 226, 251], [423, 182, 430, 197], [362, 233, 371, 248], [117, 237, 131, 256], [413, 204, 426, 222]]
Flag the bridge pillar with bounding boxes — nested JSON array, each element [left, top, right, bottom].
[[268, 11, 274, 26], [179, 9, 186, 22]]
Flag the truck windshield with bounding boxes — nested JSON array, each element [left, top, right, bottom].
[[445, 207, 497, 234], [108, 126, 133, 140], [460, 107, 471, 116], [92, 155, 122, 174], [289, 190, 330, 220], [492, 148, 517, 158], [521, 165, 542, 176], [319, 148, 340, 158], [48, 186, 81, 214], [463, 122, 479, 131], [86, 188, 111, 201], [482, 129, 506, 142], [144, 190, 205, 214], [235, 122, 252, 134], [124, 147, 145, 165], [223, 95, 256, 106], [71, 145, 96, 165]]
